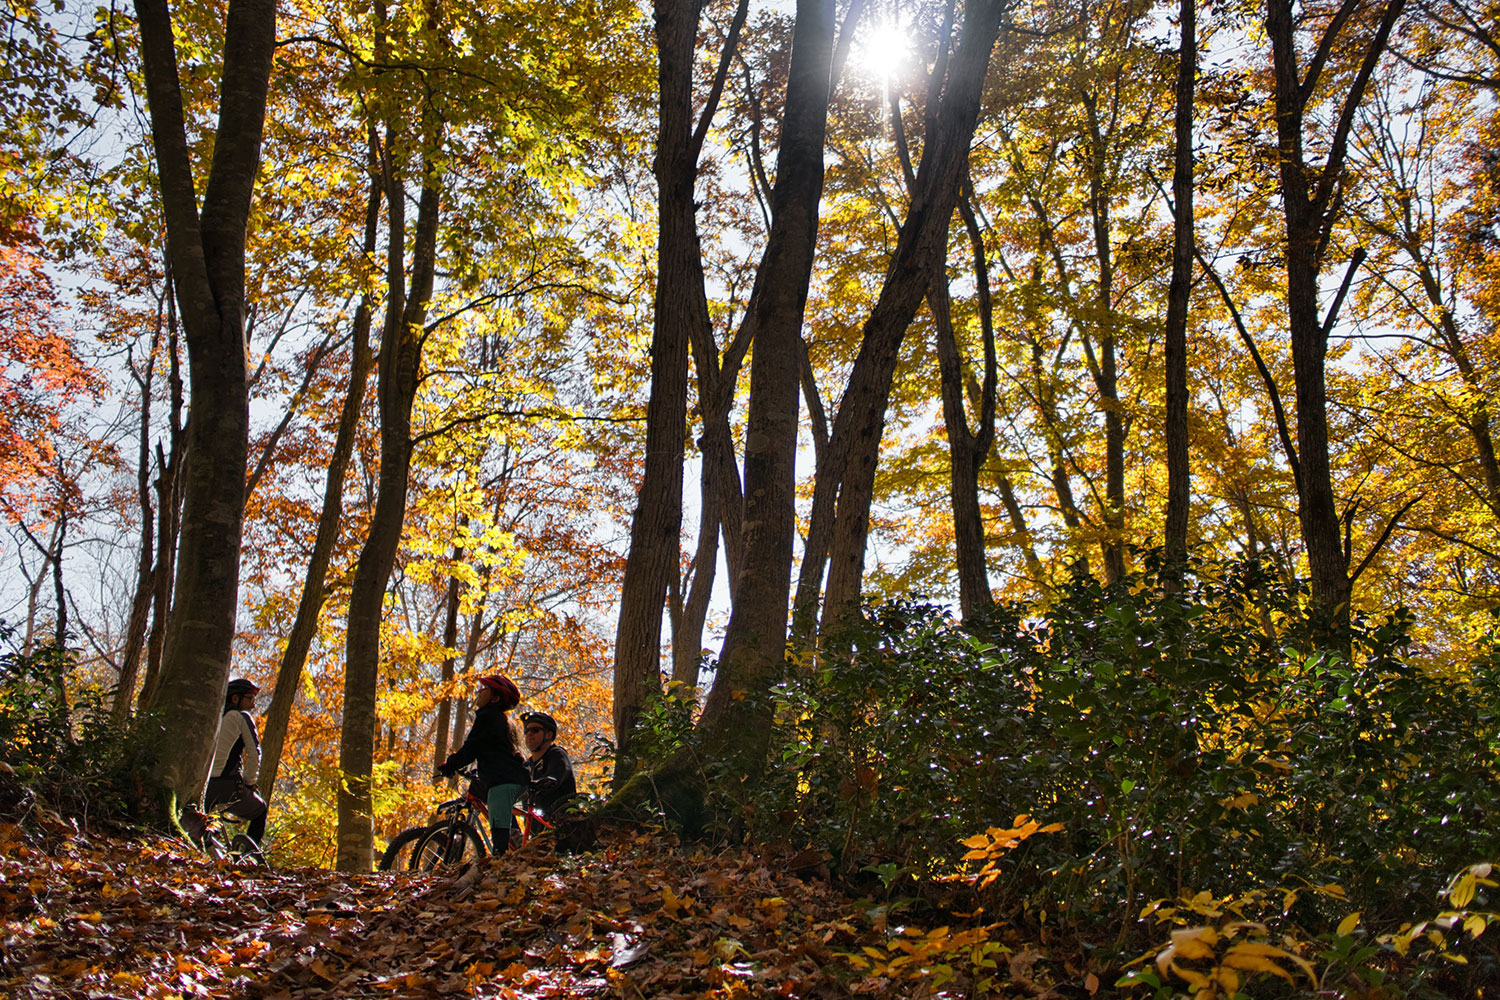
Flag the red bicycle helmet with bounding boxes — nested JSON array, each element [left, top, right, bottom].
[[479, 675, 520, 710]]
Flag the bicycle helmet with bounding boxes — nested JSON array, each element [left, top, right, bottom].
[[479, 675, 520, 710], [522, 711, 557, 737], [226, 678, 261, 698]]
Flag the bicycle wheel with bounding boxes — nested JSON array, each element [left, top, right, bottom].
[[378, 825, 431, 871], [200, 828, 225, 862], [229, 833, 268, 867], [411, 820, 486, 871]]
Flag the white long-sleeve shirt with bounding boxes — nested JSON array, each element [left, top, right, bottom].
[[209, 709, 260, 785]]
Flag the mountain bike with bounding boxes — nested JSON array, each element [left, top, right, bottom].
[[403, 767, 555, 871], [182, 804, 268, 866]]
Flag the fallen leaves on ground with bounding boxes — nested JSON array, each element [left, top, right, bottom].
[[0, 826, 1079, 998]]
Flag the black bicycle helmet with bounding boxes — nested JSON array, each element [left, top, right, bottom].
[[226, 678, 261, 698], [523, 711, 557, 736]]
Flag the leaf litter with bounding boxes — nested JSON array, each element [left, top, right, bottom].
[[0, 825, 1067, 998]]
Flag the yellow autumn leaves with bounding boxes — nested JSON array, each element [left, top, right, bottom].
[[958, 814, 1066, 890], [1152, 923, 1317, 998]]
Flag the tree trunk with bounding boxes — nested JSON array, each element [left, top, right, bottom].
[[1266, 0, 1406, 631], [930, 191, 998, 616], [672, 482, 718, 690], [258, 173, 380, 801], [1162, 0, 1196, 573], [1081, 93, 1127, 584], [114, 322, 161, 723], [991, 466, 1049, 589], [693, 0, 839, 772], [615, 0, 750, 759], [136, 305, 184, 715], [337, 117, 442, 871], [51, 499, 67, 650], [819, 0, 1010, 632], [433, 543, 464, 774], [133, 0, 275, 815], [611, 0, 697, 766]]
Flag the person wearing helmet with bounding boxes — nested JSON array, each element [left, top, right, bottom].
[[204, 678, 269, 844], [521, 711, 577, 815], [436, 675, 528, 852]]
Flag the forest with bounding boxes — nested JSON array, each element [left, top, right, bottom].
[[2, 0, 1499, 994]]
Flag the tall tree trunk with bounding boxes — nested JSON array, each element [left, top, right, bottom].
[[51, 499, 67, 649], [992, 466, 1049, 588], [611, 0, 699, 766], [672, 487, 719, 689], [1266, 0, 1405, 631], [258, 173, 380, 801], [133, 0, 275, 815], [694, 0, 839, 770], [432, 534, 466, 774], [137, 303, 185, 715], [337, 114, 442, 871], [114, 316, 163, 723], [930, 192, 998, 615], [613, 0, 747, 764], [676, 283, 755, 691], [818, 0, 1010, 632], [1162, 0, 1196, 572], [1080, 93, 1127, 584]]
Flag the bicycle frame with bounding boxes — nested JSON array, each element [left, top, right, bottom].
[[434, 769, 556, 853]]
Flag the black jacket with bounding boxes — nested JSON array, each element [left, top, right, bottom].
[[526, 744, 577, 812], [441, 703, 528, 787]]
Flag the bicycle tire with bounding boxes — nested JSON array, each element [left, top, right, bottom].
[[201, 829, 225, 862], [229, 833, 268, 867], [411, 819, 486, 871], [378, 824, 431, 871]]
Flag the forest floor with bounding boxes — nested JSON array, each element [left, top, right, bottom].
[[0, 814, 1096, 999]]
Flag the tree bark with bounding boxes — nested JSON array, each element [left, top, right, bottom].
[[133, 0, 275, 814], [611, 0, 733, 768], [818, 0, 1010, 632], [433, 537, 465, 774], [114, 318, 162, 723], [1266, 0, 1406, 630], [1162, 0, 1196, 572], [337, 113, 442, 871], [258, 172, 380, 801], [930, 192, 998, 615], [693, 0, 839, 770], [1080, 90, 1127, 584]]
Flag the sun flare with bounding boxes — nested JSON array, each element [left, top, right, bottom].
[[857, 21, 915, 83]]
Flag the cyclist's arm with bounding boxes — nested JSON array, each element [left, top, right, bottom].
[[439, 714, 490, 775], [238, 711, 261, 786], [531, 746, 574, 792]]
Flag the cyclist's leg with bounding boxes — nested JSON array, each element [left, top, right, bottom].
[[204, 777, 237, 812], [243, 792, 268, 843], [225, 784, 269, 843], [485, 783, 522, 853]]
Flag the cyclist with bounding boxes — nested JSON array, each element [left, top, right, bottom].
[[204, 678, 269, 845], [522, 711, 577, 815], [436, 675, 528, 853]]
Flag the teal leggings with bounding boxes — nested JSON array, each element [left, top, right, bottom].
[[486, 782, 523, 852]]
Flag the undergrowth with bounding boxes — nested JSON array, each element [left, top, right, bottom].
[[725, 553, 1500, 995], [0, 622, 155, 833]]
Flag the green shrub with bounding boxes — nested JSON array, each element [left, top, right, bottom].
[[759, 555, 1500, 939], [0, 622, 156, 829]]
